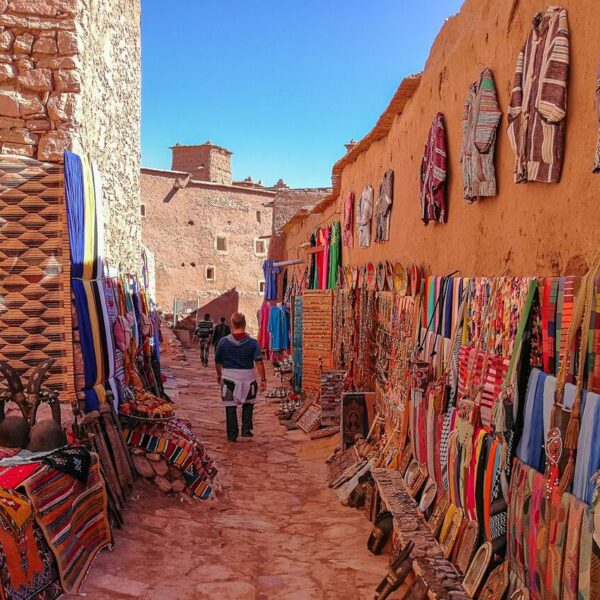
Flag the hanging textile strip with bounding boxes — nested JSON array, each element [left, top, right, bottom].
[[587, 275, 600, 394], [516, 368, 542, 466], [561, 494, 585, 600], [573, 391, 600, 503], [64, 151, 85, 279], [542, 277, 559, 374], [578, 507, 594, 599], [527, 470, 547, 599], [20, 455, 111, 594], [545, 488, 570, 600], [483, 437, 500, 541]]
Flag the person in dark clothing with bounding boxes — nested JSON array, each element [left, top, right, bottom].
[[212, 316, 231, 348], [215, 312, 267, 442], [195, 313, 214, 367]]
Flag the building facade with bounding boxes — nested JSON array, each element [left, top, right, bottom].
[[141, 142, 329, 333]]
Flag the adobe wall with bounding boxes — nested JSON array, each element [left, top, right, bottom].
[[141, 171, 274, 333], [283, 0, 600, 279], [0, 0, 142, 273]]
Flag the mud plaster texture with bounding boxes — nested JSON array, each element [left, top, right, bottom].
[[283, 0, 600, 280], [69, 348, 386, 600]]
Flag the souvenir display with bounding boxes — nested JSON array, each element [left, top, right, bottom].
[[411, 264, 422, 297], [342, 192, 355, 247], [455, 520, 479, 574], [478, 561, 509, 600], [376, 261, 386, 291], [393, 263, 408, 296], [366, 262, 376, 291], [428, 492, 450, 537], [462, 542, 492, 598], [418, 478, 437, 512], [385, 261, 394, 292], [439, 504, 463, 559]]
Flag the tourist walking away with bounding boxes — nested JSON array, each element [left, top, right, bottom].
[[212, 316, 231, 348], [195, 313, 214, 367], [215, 312, 267, 442]]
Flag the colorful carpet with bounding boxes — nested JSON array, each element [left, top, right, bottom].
[[20, 454, 111, 594], [124, 417, 218, 499], [0, 487, 62, 600]]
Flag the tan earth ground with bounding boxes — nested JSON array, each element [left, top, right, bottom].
[[68, 348, 387, 599]]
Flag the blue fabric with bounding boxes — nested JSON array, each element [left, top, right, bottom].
[[527, 370, 547, 473], [72, 279, 98, 390], [263, 260, 280, 301], [215, 335, 262, 369], [64, 150, 85, 279], [516, 368, 541, 464], [268, 305, 290, 351]]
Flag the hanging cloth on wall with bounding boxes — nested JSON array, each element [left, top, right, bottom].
[[262, 259, 280, 301], [420, 112, 448, 225], [507, 6, 569, 184], [357, 185, 374, 248], [461, 68, 501, 202], [374, 170, 393, 242], [327, 221, 341, 289], [342, 192, 354, 247]]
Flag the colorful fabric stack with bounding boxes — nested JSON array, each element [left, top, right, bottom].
[[123, 418, 218, 499]]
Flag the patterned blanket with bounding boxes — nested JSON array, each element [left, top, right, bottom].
[[20, 454, 111, 594]]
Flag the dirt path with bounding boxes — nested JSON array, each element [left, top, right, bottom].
[[73, 349, 386, 599]]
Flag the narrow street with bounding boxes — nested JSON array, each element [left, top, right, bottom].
[[73, 348, 387, 600]]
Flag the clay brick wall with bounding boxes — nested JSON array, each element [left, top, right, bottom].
[[141, 170, 274, 335], [171, 144, 233, 186], [0, 0, 142, 273], [283, 0, 600, 280]]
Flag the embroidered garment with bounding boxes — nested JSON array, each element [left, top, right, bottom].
[[42, 446, 92, 484], [420, 112, 448, 224], [507, 7, 569, 183], [374, 170, 393, 242], [356, 185, 374, 248], [342, 192, 354, 247], [461, 68, 501, 201], [267, 304, 290, 351], [262, 259, 280, 301]]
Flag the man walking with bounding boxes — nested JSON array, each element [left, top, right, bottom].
[[212, 316, 231, 348], [195, 313, 214, 367], [215, 312, 267, 442]]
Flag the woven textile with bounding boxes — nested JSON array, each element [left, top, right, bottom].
[[0, 155, 75, 402], [21, 454, 111, 594], [456, 346, 509, 430], [507, 7, 569, 183], [0, 496, 62, 600], [124, 417, 218, 499]]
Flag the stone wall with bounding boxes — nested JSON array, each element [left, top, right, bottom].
[[171, 144, 233, 186], [0, 0, 142, 273], [76, 0, 141, 273], [282, 0, 600, 280], [141, 169, 275, 334]]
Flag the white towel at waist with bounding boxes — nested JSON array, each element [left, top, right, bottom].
[[223, 368, 257, 405]]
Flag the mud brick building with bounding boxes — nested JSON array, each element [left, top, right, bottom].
[[141, 142, 328, 333]]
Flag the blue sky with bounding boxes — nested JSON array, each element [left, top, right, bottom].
[[141, 1, 464, 188]]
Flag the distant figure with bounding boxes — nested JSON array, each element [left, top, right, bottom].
[[195, 313, 214, 367], [212, 316, 231, 348], [215, 312, 267, 442]]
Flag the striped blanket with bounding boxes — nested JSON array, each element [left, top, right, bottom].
[[124, 418, 218, 499], [20, 454, 111, 594]]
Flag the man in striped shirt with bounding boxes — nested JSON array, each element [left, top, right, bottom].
[[195, 313, 214, 366]]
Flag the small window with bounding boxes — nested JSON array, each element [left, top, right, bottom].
[[205, 266, 215, 281], [254, 239, 266, 256], [216, 236, 227, 253], [256, 210, 261, 223], [258, 280, 266, 294], [140, 204, 146, 217]]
